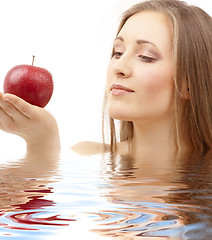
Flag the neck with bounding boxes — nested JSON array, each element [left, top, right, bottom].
[[134, 120, 174, 148], [117, 114, 192, 162], [130, 117, 177, 161]]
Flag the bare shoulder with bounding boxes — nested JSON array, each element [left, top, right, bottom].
[[70, 141, 110, 155]]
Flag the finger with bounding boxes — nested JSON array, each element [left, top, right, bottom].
[[0, 92, 14, 121], [0, 106, 13, 121], [0, 107, 15, 132], [0, 95, 29, 121], [2, 94, 34, 119]]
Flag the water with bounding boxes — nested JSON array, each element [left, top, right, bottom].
[[0, 150, 212, 239]]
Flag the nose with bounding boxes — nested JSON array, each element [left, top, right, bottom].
[[113, 55, 132, 78]]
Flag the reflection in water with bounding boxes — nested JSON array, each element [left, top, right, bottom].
[[93, 152, 212, 239], [0, 152, 76, 237], [7, 210, 74, 227], [1, 150, 212, 239]]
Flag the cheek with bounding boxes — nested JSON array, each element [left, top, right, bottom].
[[137, 67, 174, 97]]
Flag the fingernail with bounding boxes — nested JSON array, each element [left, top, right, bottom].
[[3, 98, 10, 102]]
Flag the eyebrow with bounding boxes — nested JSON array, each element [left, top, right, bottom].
[[115, 36, 157, 48]]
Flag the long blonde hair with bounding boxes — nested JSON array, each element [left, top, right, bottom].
[[103, 0, 212, 153]]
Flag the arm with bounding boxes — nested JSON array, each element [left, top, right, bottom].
[[0, 92, 60, 158], [71, 141, 109, 155]]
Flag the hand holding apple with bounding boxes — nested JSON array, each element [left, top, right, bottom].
[[0, 92, 60, 156], [3, 57, 53, 108]]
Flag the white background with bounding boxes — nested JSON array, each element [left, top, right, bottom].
[[0, 0, 211, 159]]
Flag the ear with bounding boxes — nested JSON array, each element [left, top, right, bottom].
[[181, 81, 190, 100]]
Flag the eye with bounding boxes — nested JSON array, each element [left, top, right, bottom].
[[112, 51, 123, 59], [138, 55, 156, 63]]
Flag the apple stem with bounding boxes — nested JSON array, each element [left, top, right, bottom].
[[32, 55, 35, 66]]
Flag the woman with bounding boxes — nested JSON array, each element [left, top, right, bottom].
[[0, 0, 211, 160], [74, 0, 212, 160]]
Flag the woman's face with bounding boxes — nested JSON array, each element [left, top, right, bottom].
[[106, 11, 174, 123]]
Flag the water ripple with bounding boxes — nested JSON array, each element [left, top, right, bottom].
[[0, 210, 76, 233], [89, 200, 212, 239]]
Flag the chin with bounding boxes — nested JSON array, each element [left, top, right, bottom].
[[107, 100, 138, 121], [108, 110, 131, 121]]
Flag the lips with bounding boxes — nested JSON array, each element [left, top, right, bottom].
[[110, 84, 134, 96]]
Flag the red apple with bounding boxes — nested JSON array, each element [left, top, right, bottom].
[[3, 63, 53, 108]]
